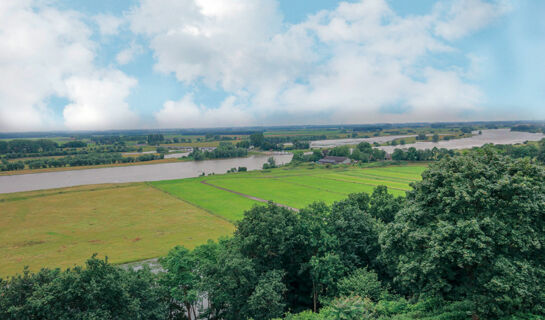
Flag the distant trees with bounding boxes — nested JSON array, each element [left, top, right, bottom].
[[391, 147, 454, 161], [250, 132, 265, 148], [432, 133, 439, 142], [61, 140, 87, 148], [0, 139, 58, 154], [147, 134, 165, 145], [189, 142, 248, 161]]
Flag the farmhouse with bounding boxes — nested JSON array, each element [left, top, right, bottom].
[[317, 156, 351, 165]]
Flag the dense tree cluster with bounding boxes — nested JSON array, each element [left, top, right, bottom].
[[0, 139, 58, 154], [511, 124, 544, 133], [391, 147, 456, 161], [0, 256, 166, 319], [189, 143, 248, 160], [2, 149, 545, 319], [1, 153, 165, 171]]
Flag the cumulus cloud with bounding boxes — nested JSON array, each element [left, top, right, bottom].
[[94, 13, 124, 36], [129, 0, 506, 126], [63, 70, 138, 130], [433, 0, 512, 40], [116, 42, 143, 65], [155, 95, 252, 128], [0, 0, 139, 132]]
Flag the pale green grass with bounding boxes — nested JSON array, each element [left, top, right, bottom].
[[150, 178, 260, 221], [0, 183, 234, 277]]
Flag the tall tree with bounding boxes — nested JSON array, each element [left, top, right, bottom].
[[380, 149, 545, 317]]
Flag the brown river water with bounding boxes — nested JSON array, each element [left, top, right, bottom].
[[0, 154, 293, 194]]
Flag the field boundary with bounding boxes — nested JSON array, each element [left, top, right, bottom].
[[145, 182, 242, 223], [0, 183, 138, 203], [200, 180, 299, 212]]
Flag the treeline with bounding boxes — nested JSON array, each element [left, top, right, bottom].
[[250, 132, 317, 150], [1, 153, 164, 171], [2, 150, 545, 319], [189, 142, 248, 160], [0, 139, 59, 154], [511, 124, 545, 133], [391, 147, 456, 161], [0, 144, 132, 159]]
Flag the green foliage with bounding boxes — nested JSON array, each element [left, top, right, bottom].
[[0, 256, 166, 319], [368, 185, 402, 223], [250, 132, 265, 147], [337, 268, 385, 302], [159, 246, 198, 319], [380, 149, 545, 317], [248, 270, 287, 320]]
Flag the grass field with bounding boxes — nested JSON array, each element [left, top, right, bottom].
[[152, 164, 426, 221], [1, 163, 427, 277], [0, 183, 234, 277]]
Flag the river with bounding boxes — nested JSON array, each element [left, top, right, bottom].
[[377, 129, 545, 153], [0, 154, 293, 194], [310, 129, 544, 151]]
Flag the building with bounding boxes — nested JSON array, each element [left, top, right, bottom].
[[317, 156, 351, 165]]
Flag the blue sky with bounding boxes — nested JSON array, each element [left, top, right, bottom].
[[0, 0, 543, 132]]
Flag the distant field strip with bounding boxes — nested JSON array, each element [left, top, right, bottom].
[[152, 164, 426, 221]]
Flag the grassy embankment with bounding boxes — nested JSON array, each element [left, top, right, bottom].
[[0, 163, 426, 277]]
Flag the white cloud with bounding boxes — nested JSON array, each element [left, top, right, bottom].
[[129, 0, 509, 127], [433, 0, 512, 40], [94, 13, 124, 36], [0, 0, 139, 132], [155, 95, 252, 128], [63, 70, 138, 130], [116, 42, 143, 65]]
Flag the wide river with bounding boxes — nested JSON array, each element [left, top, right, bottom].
[[311, 129, 545, 152], [0, 154, 293, 194]]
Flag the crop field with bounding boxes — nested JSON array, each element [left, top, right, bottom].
[[152, 164, 427, 221], [0, 163, 426, 277], [0, 183, 234, 277]]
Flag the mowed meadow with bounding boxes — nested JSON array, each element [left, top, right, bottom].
[[0, 164, 426, 276]]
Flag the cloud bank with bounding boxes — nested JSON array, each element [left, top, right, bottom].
[[0, 0, 513, 131]]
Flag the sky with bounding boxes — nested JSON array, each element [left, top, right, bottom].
[[0, 0, 544, 132]]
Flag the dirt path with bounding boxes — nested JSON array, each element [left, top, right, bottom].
[[200, 180, 299, 212]]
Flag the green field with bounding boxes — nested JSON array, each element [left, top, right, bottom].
[[0, 163, 427, 277], [151, 164, 426, 221], [0, 184, 234, 277]]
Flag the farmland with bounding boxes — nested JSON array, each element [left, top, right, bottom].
[[0, 183, 234, 276], [0, 163, 426, 277], [151, 164, 426, 221]]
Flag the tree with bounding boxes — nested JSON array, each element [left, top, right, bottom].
[[432, 134, 439, 143], [0, 256, 166, 319], [326, 195, 380, 271], [368, 186, 402, 223], [248, 270, 287, 319], [235, 203, 309, 310], [160, 246, 199, 320], [309, 253, 346, 312], [336, 268, 385, 302], [380, 149, 545, 317], [250, 132, 265, 148]]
